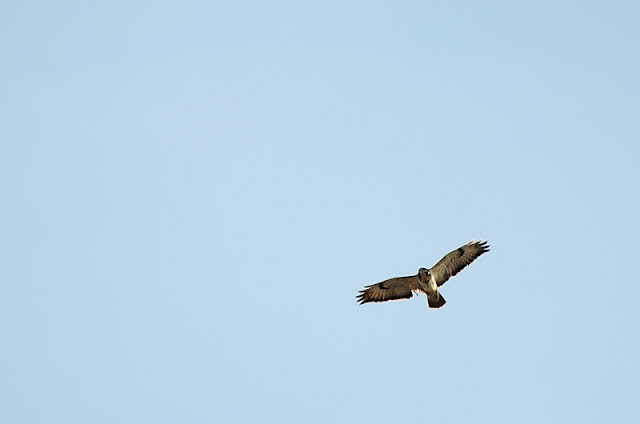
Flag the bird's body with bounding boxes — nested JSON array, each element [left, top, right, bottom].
[[356, 240, 489, 308]]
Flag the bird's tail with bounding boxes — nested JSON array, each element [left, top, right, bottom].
[[427, 291, 446, 308]]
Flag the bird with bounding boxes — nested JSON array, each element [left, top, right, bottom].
[[356, 240, 489, 308]]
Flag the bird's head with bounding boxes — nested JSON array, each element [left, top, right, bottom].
[[418, 267, 430, 281]]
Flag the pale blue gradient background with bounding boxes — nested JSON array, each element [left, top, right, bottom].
[[2, 1, 639, 423]]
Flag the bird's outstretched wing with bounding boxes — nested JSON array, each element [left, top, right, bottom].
[[430, 240, 490, 286], [356, 275, 420, 304]]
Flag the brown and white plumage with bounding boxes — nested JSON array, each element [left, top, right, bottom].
[[356, 240, 489, 308]]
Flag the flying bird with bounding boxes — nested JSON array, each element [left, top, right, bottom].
[[356, 240, 489, 308]]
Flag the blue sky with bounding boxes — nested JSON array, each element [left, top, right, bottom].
[[2, 1, 639, 423]]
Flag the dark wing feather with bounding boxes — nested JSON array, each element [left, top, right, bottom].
[[430, 240, 490, 286], [356, 275, 420, 304]]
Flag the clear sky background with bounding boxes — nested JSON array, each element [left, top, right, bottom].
[[2, 1, 639, 423]]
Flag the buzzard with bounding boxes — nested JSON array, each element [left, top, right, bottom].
[[356, 240, 489, 308]]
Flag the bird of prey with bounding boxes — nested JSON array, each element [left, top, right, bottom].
[[356, 240, 489, 308]]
